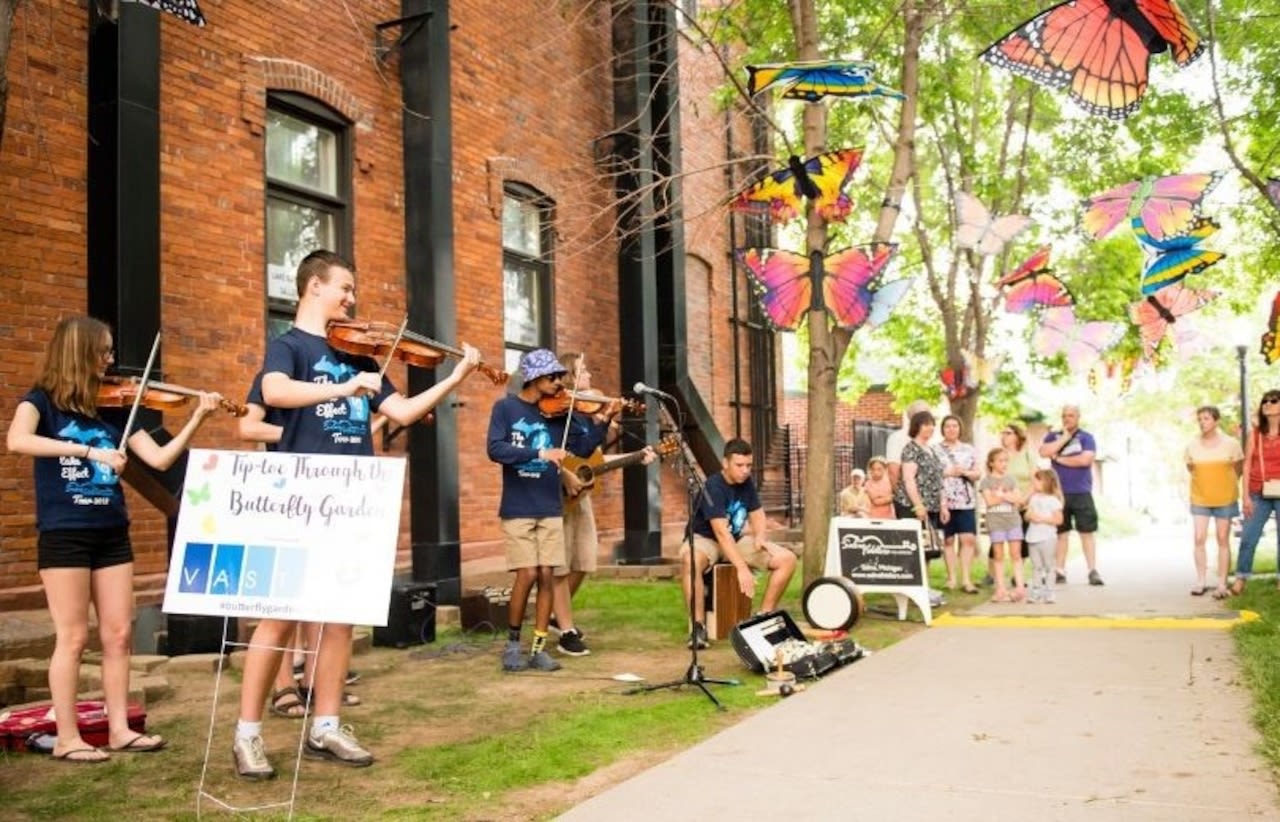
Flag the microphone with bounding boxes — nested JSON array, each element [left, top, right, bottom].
[[633, 381, 674, 400]]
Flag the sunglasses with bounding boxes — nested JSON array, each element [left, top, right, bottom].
[[1264, 397, 1280, 405]]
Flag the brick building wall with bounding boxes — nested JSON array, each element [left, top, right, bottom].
[[0, 2, 749, 594], [782, 386, 902, 446]]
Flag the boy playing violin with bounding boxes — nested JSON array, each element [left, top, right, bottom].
[[487, 349, 608, 672], [232, 250, 480, 780]]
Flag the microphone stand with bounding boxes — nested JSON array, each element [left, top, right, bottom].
[[627, 391, 738, 710]]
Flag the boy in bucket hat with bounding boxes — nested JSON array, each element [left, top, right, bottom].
[[487, 349, 608, 671]]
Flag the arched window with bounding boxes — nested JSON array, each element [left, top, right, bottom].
[[501, 184, 555, 373], [264, 92, 352, 338]]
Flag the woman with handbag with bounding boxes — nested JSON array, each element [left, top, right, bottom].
[[1231, 391, 1280, 595]]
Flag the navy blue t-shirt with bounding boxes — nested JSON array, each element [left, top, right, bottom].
[[245, 370, 285, 452], [22, 388, 129, 531], [261, 327, 395, 456], [486, 395, 606, 519], [691, 472, 761, 540]]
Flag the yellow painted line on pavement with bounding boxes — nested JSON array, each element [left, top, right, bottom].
[[932, 610, 1260, 630]]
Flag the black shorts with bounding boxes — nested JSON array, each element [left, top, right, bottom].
[[38, 526, 133, 571], [943, 508, 977, 537], [1058, 493, 1098, 534]]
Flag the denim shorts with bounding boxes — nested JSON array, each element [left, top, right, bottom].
[[1190, 502, 1239, 519]]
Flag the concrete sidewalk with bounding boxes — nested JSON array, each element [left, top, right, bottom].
[[562, 526, 1279, 821]]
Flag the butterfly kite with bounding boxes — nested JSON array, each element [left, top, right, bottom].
[[1087, 355, 1140, 395], [729, 149, 863, 224], [1266, 178, 1280, 211], [940, 365, 971, 401], [1132, 216, 1223, 296], [997, 245, 1073, 313], [1033, 306, 1124, 369], [1261, 292, 1280, 366], [979, 0, 1205, 121], [955, 192, 1033, 256], [747, 60, 906, 102], [132, 0, 206, 26], [1128, 285, 1215, 362], [1080, 171, 1223, 241], [735, 244, 907, 332]]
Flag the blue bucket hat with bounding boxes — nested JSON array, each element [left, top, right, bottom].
[[520, 349, 567, 385]]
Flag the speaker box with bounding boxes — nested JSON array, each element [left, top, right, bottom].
[[373, 580, 437, 648], [164, 614, 234, 656]]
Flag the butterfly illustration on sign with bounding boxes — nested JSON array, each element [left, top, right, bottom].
[[1132, 216, 1224, 296], [955, 192, 1033, 256], [997, 245, 1073, 313], [979, 0, 1205, 121], [185, 480, 212, 506], [746, 60, 905, 102], [728, 149, 863, 224], [1033, 306, 1124, 369], [1261, 292, 1280, 366], [1129, 285, 1216, 362], [735, 244, 907, 332], [1080, 172, 1223, 242]]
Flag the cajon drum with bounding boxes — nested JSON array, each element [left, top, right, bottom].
[[707, 563, 753, 639]]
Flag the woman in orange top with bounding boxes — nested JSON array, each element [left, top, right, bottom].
[[1183, 406, 1242, 598]]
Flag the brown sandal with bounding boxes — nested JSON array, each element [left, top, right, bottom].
[[269, 686, 308, 719]]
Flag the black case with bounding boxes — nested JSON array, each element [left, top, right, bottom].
[[373, 580, 437, 648], [728, 610, 838, 679], [163, 614, 235, 656]]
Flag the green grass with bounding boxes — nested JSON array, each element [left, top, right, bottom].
[[1233, 580, 1280, 775]]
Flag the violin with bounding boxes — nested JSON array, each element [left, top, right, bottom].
[[326, 320, 508, 386], [97, 376, 247, 417], [537, 389, 644, 419]]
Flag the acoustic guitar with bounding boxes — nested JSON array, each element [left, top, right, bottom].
[[562, 436, 679, 509]]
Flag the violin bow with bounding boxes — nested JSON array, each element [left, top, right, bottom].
[[558, 362, 584, 452], [378, 315, 411, 381], [116, 331, 162, 454]]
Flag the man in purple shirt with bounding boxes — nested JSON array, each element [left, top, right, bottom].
[[1039, 405, 1103, 586]]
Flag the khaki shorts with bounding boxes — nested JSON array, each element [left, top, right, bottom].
[[555, 495, 598, 576], [501, 517, 566, 570], [680, 534, 771, 571]]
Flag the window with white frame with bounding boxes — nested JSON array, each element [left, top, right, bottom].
[[502, 185, 554, 375], [264, 93, 351, 339]]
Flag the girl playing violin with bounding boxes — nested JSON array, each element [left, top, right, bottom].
[[5, 315, 223, 763]]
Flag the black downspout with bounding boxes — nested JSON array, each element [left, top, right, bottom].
[[400, 0, 463, 603], [87, 3, 161, 377], [612, 1, 664, 564]]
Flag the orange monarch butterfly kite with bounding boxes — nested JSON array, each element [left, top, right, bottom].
[[979, 0, 1204, 121]]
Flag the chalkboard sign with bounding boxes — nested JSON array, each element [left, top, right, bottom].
[[824, 517, 932, 625]]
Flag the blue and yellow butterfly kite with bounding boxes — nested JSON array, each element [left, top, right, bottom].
[[1132, 215, 1224, 297], [746, 60, 905, 103]]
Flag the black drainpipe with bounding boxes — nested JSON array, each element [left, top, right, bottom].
[[399, 0, 463, 604]]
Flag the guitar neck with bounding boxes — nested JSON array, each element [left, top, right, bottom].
[[589, 449, 649, 479]]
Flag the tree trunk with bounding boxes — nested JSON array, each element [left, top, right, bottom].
[[799, 0, 925, 584]]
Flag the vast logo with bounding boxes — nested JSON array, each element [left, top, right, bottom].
[[178, 542, 308, 598]]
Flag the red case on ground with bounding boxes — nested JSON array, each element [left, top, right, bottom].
[[0, 700, 147, 752]]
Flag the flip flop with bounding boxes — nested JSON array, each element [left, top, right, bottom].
[[53, 746, 110, 763], [962, 585, 979, 595], [1190, 586, 1209, 596], [108, 733, 166, 753], [1212, 588, 1231, 600]]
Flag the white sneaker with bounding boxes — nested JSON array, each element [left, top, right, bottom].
[[232, 734, 275, 780], [304, 724, 373, 767]]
